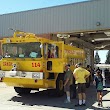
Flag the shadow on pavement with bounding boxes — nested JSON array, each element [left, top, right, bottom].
[[8, 84, 110, 110]]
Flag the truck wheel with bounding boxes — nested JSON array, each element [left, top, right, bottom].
[[14, 87, 31, 95], [56, 74, 64, 97]]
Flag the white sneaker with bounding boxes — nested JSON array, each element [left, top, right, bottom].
[[64, 100, 71, 103]]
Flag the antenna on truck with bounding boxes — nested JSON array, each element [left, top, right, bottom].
[[8, 28, 21, 32], [8, 28, 36, 38]]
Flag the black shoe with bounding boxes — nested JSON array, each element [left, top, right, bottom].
[[82, 104, 86, 106], [98, 103, 100, 106], [75, 104, 82, 107]]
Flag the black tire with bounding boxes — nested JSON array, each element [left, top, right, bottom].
[[14, 87, 31, 94], [48, 74, 64, 97], [55, 74, 64, 97]]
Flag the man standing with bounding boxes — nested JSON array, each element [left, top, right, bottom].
[[73, 63, 90, 106], [64, 64, 73, 103]]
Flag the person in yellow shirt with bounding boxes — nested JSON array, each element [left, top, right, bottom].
[[73, 63, 90, 106]]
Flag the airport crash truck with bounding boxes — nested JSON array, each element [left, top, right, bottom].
[[0, 31, 88, 96]]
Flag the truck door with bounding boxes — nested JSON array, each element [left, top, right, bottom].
[[46, 41, 64, 73]]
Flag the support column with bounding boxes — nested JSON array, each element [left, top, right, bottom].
[[90, 49, 94, 69], [102, 68, 106, 87]]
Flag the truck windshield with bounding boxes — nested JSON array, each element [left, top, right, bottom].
[[2, 42, 42, 58]]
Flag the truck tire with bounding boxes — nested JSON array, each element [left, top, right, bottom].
[[55, 74, 64, 97], [14, 87, 31, 95], [47, 74, 64, 97]]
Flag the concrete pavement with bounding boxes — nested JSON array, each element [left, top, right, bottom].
[[0, 82, 110, 110]]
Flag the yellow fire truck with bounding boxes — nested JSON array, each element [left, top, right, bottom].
[[0, 31, 86, 96]]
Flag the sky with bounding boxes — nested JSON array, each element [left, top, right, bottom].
[[0, 0, 87, 15], [0, 0, 108, 63], [94, 50, 108, 63]]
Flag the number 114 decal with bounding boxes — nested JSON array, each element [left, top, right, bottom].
[[32, 63, 41, 67]]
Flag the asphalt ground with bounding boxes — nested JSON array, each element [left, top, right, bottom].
[[0, 81, 110, 110]]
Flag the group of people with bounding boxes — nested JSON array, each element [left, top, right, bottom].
[[64, 63, 103, 107]]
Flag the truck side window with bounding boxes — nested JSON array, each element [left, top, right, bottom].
[[48, 44, 52, 58], [43, 43, 47, 58], [48, 45, 59, 58], [56, 46, 59, 58]]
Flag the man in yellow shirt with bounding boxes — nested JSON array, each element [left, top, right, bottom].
[[73, 63, 90, 106]]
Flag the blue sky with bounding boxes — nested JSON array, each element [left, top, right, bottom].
[[0, 0, 108, 63], [0, 0, 87, 14], [94, 50, 108, 63]]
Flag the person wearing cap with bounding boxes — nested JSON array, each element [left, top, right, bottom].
[[64, 64, 73, 103], [73, 63, 90, 106]]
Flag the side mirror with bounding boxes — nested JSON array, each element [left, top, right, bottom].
[[0, 55, 2, 60]]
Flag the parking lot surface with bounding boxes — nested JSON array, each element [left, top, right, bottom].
[[0, 82, 110, 110]]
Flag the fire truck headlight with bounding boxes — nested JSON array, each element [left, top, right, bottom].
[[20, 72, 27, 77], [0, 72, 5, 78], [32, 72, 43, 79]]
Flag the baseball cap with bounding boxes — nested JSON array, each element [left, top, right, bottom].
[[75, 63, 82, 67], [65, 64, 70, 67]]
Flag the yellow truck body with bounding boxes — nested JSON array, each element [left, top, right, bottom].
[[0, 31, 85, 96]]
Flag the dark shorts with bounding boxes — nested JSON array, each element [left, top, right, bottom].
[[77, 83, 86, 93], [97, 90, 103, 93], [64, 83, 70, 92]]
